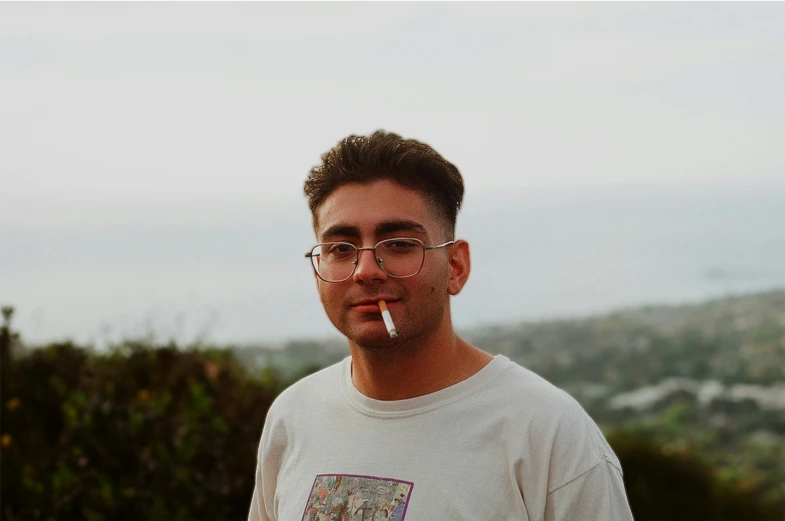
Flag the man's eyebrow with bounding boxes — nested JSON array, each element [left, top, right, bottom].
[[319, 220, 428, 241], [320, 225, 361, 241], [375, 220, 428, 237]]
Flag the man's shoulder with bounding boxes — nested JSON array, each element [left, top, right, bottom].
[[494, 358, 585, 414], [494, 359, 611, 441], [493, 358, 622, 474], [268, 357, 346, 413]]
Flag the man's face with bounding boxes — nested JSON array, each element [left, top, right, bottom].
[[313, 179, 463, 349]]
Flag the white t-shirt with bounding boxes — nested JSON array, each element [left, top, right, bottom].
[[248, 355, 633, 521]]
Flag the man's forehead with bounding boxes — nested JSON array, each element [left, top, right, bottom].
[[314, 182, 436, 238]]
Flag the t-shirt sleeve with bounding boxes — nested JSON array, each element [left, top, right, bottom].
[[247, 477, 269, 521], [248, 401, 287, 521], [247, 432, 274, 521], [543, 458, 634, 521]]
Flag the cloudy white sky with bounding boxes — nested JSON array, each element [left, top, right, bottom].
[[2, 2, 784, 346]]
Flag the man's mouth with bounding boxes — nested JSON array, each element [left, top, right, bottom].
[[350, 298, 398, 313]]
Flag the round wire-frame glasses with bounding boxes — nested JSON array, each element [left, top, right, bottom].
[[305, 237, 455, 283]]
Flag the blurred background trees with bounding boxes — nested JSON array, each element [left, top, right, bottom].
[[1, 308, 283, 521]]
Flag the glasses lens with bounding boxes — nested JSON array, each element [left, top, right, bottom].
[[376, 238, 425, 277], [312, 242, 357, 282]]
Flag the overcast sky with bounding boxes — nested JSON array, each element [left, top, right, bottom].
[[2, 2, 784, 346]]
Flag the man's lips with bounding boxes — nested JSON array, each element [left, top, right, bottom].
[[350, 298, 398, 313]]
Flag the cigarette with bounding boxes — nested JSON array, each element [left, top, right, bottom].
[[378, 300, 397, 338]]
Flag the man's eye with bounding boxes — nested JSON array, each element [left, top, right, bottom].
[[327, 244, 355, 254], [386, 240, 419, 250]]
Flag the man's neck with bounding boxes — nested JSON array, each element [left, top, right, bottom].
[[348, 325, 493, 401]]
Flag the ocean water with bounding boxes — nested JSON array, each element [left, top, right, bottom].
[[2, 183, 784, 347]]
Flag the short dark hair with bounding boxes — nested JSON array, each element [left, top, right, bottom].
[[304, 130, 464, 238]]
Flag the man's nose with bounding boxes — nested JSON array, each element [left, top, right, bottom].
[[352, 248, 387, 283]]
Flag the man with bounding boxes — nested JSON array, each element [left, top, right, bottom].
[[249, 131, 634, 520]]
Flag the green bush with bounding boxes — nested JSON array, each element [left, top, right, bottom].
[[1, 328, 283, 521], [609, 429, 785, 521]]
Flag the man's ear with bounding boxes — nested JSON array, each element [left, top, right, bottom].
[[447, 240, 470, 296]]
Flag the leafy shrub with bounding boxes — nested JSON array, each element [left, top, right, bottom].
[[1, 329, 284, 521], [609, 429, 785, 521]]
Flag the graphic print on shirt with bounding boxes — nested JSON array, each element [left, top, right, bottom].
[[301, 474, 414, 521]]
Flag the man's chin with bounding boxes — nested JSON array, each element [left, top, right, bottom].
[[346, 324, 398, 350]]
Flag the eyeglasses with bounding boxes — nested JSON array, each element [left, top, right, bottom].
[[305, 237, 455, 283]]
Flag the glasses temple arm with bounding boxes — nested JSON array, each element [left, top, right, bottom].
[[423, 240, 456, 250]]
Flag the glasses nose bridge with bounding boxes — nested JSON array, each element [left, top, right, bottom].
[[352, 245, 385, 275], [354, 245, 382, 264]]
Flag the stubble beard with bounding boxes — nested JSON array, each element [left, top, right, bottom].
[[347, 300, 448, 360]]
